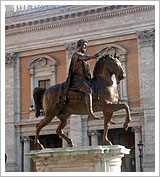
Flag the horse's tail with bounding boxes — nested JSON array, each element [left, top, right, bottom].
[[33, 87, 46, 118]]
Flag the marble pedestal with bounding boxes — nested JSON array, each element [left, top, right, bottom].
[[26, 145, 130, 172]]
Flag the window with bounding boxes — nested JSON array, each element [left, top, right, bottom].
[[27, 55, 58, 118], [38, 79, 50, 88]]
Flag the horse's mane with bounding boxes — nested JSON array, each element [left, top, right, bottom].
[[93, 54, 109, 79]]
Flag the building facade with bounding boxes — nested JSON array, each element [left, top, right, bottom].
[[5, 5, 155, 172]]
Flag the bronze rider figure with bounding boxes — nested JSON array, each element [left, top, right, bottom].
[[64, 39, 99, 119]]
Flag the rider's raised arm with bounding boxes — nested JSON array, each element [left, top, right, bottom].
[[78, 52, 99, 61]]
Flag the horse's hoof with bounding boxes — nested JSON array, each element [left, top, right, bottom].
[[36, 140, 45, 149], [110, 120, 116, 125], [104, 139, 112, 146], [68, 140, 74, 147], [69, 144, 74, 147], [40, 144, 45, 149], [89, 114, 101, 120], [69, 143, 74, 147]]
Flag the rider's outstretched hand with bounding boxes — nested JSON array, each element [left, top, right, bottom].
[[94, 53, 100, 58]]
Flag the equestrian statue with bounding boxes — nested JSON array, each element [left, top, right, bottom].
[[33, 39, 131, 149]]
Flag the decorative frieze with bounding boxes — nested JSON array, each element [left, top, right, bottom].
[[136, 29, 155, 47], [5, 52, 16, 67], [5, 5, 155, 36]]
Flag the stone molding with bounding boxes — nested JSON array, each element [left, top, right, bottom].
[[131, 126, 142, 133], [88, 130, 100, 137], [27, 54, 58, 69], [20, 136, 31, 142], [5, 5, 154, 36], [5, 52, 16, 67], [95, 43, 128, 58], [136, 29, 155, 47]]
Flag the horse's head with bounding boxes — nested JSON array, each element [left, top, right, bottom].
[[93, 54, 126, 82]]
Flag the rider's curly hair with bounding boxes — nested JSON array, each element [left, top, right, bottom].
[[77, 39, 88, 48]]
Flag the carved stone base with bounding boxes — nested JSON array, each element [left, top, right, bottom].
[[26, 145, 130, 172], [5, 162, 20, 172]]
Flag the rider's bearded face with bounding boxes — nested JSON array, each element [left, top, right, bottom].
[[81, 42, 87, 53]]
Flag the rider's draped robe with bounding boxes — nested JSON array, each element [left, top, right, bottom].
[[67, 51, 92, 90], [59, 51, 92, 104]]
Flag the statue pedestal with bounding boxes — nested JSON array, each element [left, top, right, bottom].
[[26, 145, 130, 172]]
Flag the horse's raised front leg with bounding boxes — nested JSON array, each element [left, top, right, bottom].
[[56, 117, 74, 147], [34, 114, 55, 149], [103, 112, 113, 145], [103, 102, 131, 131]]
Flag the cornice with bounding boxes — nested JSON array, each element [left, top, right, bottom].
[[5, 5, 154, 36]]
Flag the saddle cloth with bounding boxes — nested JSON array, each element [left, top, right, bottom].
[[58, 81, 98, 104]]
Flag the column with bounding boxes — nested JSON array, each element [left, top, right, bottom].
[[90, 130, 99, 146], [70, 115, 82, 147], [5, 52, 19, 171], [51, 66, 57, 85], [29, 68, 35, 107], [132, 126, 142, 172], [119, 55, 128, 103], [15, 53, 23, 171], [81, 115, 89, 146], [136, 29, 155, 107], [64, 42, 76, 74], [136, 29, 155, 172], [22, 136, 31, 172], [106, 155, 123, 172]]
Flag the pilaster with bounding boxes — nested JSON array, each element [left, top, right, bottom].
[[136, 28, 155, 172], [64, 42, 77, 74], [29, 69, 35, 106], [21, 136, 31, 172], [119, 54, 128, 103], [70, 115, 82, 147], [89, 130, 100, 146], [81, 115, 89, 146], [5, 52, 16, 68], [5, 52, 19, 171], [132, 126, 142, 172]]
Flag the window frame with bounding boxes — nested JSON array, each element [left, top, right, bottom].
[[27, 55, 58, 114]]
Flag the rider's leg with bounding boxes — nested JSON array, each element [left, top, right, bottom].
[[79, 83, 96, 119]]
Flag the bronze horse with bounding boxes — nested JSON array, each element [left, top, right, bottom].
[[33, 54, 131, 149]]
